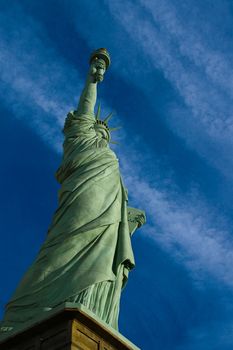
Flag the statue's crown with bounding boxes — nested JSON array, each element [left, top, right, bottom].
[[95, 119, 109, 130], [95, 104, 121, 144]]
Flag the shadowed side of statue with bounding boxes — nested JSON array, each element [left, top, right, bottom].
[[0, 49, 146, 336]]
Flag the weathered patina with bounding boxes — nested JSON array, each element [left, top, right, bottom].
[[0, 49, 145, 334]]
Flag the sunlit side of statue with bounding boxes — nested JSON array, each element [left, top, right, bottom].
[[0, 49, 145, 334]]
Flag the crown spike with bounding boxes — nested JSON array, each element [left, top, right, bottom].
[[109, 126, 122, 132], [103, 112, 114, 123], [109, 140, 120, 145], [95, 103, 101, 120]]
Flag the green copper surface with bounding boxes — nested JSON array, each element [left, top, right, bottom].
[[0, 49, 145, 334]]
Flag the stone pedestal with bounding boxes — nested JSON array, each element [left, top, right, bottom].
[[0, 303, 140, 350]]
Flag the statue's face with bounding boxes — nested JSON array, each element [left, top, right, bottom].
[[95, 125, 109, 142]]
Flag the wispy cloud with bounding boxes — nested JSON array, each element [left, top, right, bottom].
[[2, 3, 233, 349], [118, 139, 233, 288], [0, 4, 81, 150], [106, 0, 233, 177], [1, 1, 233, 291]]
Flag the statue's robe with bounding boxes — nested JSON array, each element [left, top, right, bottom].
[[2, 111, 135, 330]]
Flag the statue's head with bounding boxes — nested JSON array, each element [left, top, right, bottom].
[[94, 104, 120, 145], [94, 120, 110, 142]]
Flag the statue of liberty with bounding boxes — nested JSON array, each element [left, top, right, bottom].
[[0, 49, 145, 334]]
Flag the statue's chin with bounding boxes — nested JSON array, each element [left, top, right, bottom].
[[97, 138, 108, 147]]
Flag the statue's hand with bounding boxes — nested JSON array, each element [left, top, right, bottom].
[[89, 58, 106, 83]]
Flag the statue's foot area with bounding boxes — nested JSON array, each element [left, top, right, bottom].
[[68, 278, 122, 330]]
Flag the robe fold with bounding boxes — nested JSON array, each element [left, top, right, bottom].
[[1, 111, 135, 330]]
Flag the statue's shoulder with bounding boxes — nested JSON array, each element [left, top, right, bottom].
[[63, 111, 95, 133], [64, 111, 75, 130]]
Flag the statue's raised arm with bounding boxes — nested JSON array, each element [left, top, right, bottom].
[[76, 48, 111, 116], [0, 48, 145, 339]]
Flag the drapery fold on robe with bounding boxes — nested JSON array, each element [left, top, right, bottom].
[[2, 111, 135, 329]]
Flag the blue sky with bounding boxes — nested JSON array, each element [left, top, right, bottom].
[[0, 0, 233, 349]]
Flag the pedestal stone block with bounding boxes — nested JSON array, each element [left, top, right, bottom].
[[0, 303, 140, 350]]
